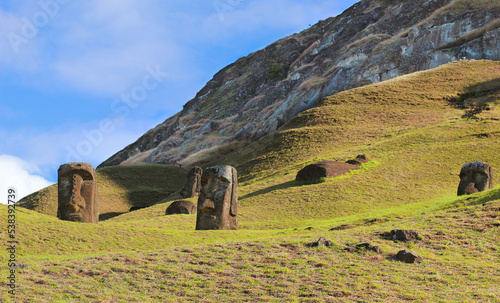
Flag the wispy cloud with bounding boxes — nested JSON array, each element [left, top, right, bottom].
[[0, 154, 53, 203], [0, 0, 356, 200]]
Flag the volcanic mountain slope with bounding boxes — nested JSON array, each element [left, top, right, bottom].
[[6, 60, 500, 302], [19, 59, 500, 227], [99, 0, 500, 168]]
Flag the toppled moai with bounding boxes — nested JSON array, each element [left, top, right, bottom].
[[457, 162, 494, 196], [180, 166, 203, 198], [295, 161, 360, 182], [57, 162, 98, 223], [195, 166, 238, 230], [166, 200, 197, 215]]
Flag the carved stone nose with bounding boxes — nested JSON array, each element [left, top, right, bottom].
[[199, 199, 215, 213], [66, 195, 85, 212], [463, 182, 478, 195]]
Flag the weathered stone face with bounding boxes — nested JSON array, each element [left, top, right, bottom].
[[57, 163, 98, 223], [180, 166, 203, 198], [196, 166, 238, 230], [457, 162, 494, 196], [166, 200, 197, 215]]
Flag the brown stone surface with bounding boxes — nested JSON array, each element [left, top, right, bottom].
[[345, 154, 369, 165], [396, 250, 423, 263], [180, 167, 203, 198], [390, 229, 420, 242], [57, 162, 98, 223], [166, 200, 197, 215], [457, 162, 494, 196], [344, 242, 381, 253], [296, 160, 360, 182], [196, 166, 238, 230], [308, 237, 333, 247]]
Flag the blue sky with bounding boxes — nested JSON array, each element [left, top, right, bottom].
[[0, 0, 357, 202]]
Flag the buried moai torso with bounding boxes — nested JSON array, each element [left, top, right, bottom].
[[457, 162, 494, 196], [180, 166, 203, 198], [196, 166, 238, 230], [57, 162, 98, 223]]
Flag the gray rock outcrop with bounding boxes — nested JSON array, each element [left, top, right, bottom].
[[99, 0, 500, 168]]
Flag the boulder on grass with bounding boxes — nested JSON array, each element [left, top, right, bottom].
[[308, 237, 333, 247], [166, 200, 197, 215], [390, 229, 420, 242], [296, 161, 360, 182], [345, 155, 369, 165], [396, 250, 423, 263]]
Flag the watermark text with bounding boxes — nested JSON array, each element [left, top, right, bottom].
[[6, 188, 17, 295]]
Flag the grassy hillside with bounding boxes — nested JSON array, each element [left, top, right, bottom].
[[17, 165, 189, 220], [3, 60, 500, 302]]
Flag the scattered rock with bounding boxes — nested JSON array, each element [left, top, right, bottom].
[[356, 243, 382, 253], [180, 167, 203, 198], [390, 229, 421, 242], [296, 160, 360, 182], [395, 250, 423, 263], [457, 162, 494, 196], [344, 242, 381, 253], [330, 224, 356, 231], [345, 154, 369, 165], [308, 237, 333, 247], [166, 200, 197, 215]]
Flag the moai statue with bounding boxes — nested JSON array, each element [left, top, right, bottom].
[[180, 166, 203, 198], [196, 166, 238, 230], [57, 162, 98, 223], [457, 161, 494, 196]]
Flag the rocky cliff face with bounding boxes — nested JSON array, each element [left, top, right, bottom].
[[99, 0, 500, 168]]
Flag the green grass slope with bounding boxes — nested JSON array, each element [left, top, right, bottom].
[[17, 165, 189, 220], [2, 60, 500, 302]]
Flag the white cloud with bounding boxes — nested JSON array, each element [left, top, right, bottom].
[[0, 154, 53, 204]]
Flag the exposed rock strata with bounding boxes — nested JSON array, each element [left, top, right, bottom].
[[99, 0, 500, 168]]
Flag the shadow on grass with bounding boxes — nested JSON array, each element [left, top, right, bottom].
[[445, 187, 500, 210], [100, 212, 126, 221], [240, 181, 301, 200], [467, 188, 500, 206]]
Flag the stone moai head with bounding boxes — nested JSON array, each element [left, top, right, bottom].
[[57, 162, 98, 223], [196, 166, 238, 230], [457, 161, 494, 196], [180, 166, 203, 198]]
